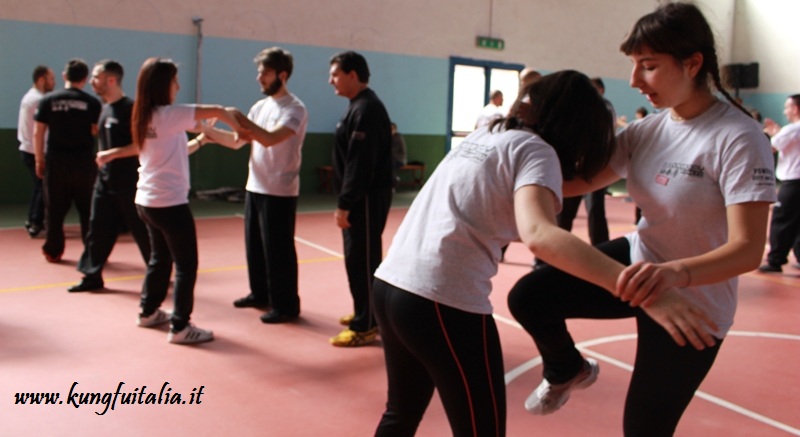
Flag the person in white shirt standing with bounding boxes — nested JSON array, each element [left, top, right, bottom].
[[474, 89, 504, 130], [17, 65, 55, 237], [203, 47, 308, 324], [131, 57, 246, 344], [509, 3, 774, 435], [759, 94, 800, 272]]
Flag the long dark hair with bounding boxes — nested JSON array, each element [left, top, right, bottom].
[[502, 70, 615, 182], [620, 2, 749, 116], [131, 58, 178, 148]]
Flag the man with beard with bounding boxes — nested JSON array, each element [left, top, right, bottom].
[[203, 47, 308, 323], [67, 60, 151, 292], [18, 65, 55, 237]]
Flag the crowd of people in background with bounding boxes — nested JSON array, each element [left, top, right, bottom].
[[15, 1, 793, 435]]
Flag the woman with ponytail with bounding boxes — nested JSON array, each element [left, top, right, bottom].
[[508, 3, 776, 435]]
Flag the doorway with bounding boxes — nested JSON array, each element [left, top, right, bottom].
[[446, 57, 524, 151]]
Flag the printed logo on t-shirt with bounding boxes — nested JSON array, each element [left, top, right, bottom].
[[452, 140, 492, 163], [656, 162, 704, 186], [752, 167, 775, 186], [51, 99, 88, 112], [146, 126, 157, 139]]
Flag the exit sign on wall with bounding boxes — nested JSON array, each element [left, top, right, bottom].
[[476, 36, 505, 50]]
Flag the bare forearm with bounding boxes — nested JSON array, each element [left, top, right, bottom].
[[524, 224, 624, 294], [33, 123, 46, 161], [204, 127, 246, 150]]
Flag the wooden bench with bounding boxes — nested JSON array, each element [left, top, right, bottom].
[[397, 164, 425, 189], [317, 164, 426, 193]]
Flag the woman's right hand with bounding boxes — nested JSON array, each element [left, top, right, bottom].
[[225, 107, 252, 142], [640, 289, 718, 350]]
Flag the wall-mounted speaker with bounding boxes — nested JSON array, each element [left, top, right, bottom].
[[724, 63, 759, 89]]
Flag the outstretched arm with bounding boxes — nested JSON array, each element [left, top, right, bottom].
[[96, 144, 138, 166], [201, 108, 297, 151], [191, 105, 245, 136], [563, 165, 621, 197], [515, 184, 623, 293]]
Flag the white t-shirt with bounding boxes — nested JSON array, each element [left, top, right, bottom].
[[135, 105, 196, 208], [18, 87, 45, 153], [375, 127, 563, 314], [771, 121, 800, 181], [475, 103, 505, 130], [611, 100, 776, 336], [245, 93, 308, 196]]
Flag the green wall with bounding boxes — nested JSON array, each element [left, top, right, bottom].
[[1, 129, 30, 203], [0, 129, 446, 203]]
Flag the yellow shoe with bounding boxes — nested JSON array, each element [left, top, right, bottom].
[[338, 313, 355, 326], [329, 327, 378, 347]]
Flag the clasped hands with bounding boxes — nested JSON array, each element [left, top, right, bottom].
[[200, 108, 254, 143], [615, 261, 718, 351]]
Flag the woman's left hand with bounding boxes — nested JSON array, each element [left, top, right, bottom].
[[616, 261, 687, 307]]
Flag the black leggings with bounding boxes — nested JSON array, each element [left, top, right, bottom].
[[508, 237, 722, 437], [373, 279, 506, 437], [137, 204, 198, 332]]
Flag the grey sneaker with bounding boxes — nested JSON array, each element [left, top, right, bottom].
[[525, 358, 599, 415], [168, 324, 214, 344], [137, 309, 170, 328]]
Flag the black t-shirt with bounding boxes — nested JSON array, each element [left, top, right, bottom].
[[332, 88, 393, 210], [97, 96, 139, 194], [34, 87, 101, 159]]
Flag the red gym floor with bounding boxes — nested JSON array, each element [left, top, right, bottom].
[[1, 196, 798, 436]]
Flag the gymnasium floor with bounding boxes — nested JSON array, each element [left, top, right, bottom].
[[1, 192, 798, 436]]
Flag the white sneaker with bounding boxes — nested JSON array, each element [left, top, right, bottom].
[[168, 324, 214, 344], [137, 309, 170, 328], [525, 358, 599, 415]]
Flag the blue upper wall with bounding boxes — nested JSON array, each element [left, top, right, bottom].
[[1, 19, 448, 135], [3, 18, 786, 136]]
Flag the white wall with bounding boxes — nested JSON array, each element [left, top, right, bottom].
[[2, 0, 791, 119], [732, 0, 800, 94], [0, 0, 665, 79]]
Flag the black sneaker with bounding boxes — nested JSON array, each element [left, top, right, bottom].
[[260, 310, 299, 324], [233, 295, 269, 308], [757, 264, 782, 273], [68, 277, 105, 292], [27, 223, 44, 238]]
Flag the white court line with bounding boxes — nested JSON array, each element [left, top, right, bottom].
[[495, 313, 800, 436], [218, 223, 800, 434], [232, 212, 344, 258], [294, 236, 343, 258]]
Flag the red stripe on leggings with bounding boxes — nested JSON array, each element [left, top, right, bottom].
[[435, 302, 478, 437]]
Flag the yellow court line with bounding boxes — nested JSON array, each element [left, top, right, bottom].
[[0, 256, 343, 294]]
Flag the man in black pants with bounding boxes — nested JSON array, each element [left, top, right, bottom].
[[759, 94, 800, 273], [18, 65, 55, 238], [68, 60, 150, 292], [328, 51, 393, 347], [202, 48, 308, 324], [33, 59, 101, 263]]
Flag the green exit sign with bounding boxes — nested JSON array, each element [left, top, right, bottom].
[[476, 36, 505, 50]]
